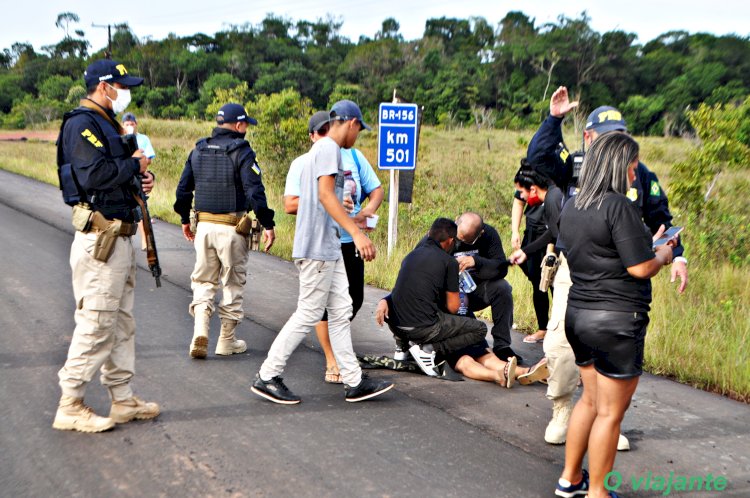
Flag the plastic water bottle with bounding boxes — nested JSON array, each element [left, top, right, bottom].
[[343, 170, 356, 206], [457, 291, 470, 315], [459, 270, 477, 293]]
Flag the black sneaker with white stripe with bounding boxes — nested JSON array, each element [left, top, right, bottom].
[[345, 374, 394, 403], [251, 374, 301, 405]]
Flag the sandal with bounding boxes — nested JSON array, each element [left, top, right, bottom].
[[523, 330, 547, 343], [324, 366, 342, 384], [496, 356, 517, 389], [517, 357, 549, 385]]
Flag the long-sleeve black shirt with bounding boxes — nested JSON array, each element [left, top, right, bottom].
[[527, 114, 684, 258], [418, 223, 509, 282], [59, 103, 141, 221], [174, 128, 275, 229]]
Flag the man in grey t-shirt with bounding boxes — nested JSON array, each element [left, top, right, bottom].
[[252, 100, 394, 405], [292, 135, 346, 260]]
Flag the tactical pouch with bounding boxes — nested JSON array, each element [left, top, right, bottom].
[[189, 209, 198, 234], [92, 220, 122, 262], [539, 252, 560, 293], [71, 203, 93, 232], [249, 219, 262, 252], [235, 213, 254, 236]]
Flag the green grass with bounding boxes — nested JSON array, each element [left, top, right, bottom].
[[1, 119, 747, 402]]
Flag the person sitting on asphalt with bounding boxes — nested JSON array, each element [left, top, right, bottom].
[[450, 212, 522, 363], [374, 217, 545, 387], [397, 212, 519, 363]]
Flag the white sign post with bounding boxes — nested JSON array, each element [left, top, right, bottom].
[[377, 102, 419, 256]]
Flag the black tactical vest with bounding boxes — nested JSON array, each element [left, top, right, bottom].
[[192, 138, 247, 214]]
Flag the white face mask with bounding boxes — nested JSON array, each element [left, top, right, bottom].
[[124, 124, 136, 135], [106, 84, 131, 114]]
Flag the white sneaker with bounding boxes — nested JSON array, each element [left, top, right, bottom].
[[393, 348, 409, 361], [408, 344, 438, 377]]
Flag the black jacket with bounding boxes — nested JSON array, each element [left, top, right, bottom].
[[527, 114, 684, 258], [59, 102, 141, 221], [418, 223, 509, 282]]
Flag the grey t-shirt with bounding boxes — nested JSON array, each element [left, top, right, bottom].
[[292, 137, 345, 260]]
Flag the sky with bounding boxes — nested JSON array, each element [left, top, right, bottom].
[[4, 0, 749, 54]]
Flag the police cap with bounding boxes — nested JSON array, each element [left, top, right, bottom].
[[217, 103, 258, 125], [84, 59, 144, 88]]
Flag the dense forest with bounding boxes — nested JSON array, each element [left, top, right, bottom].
[[1, 11, 749, 134]]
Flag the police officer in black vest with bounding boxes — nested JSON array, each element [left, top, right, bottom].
[[54, 59, 160, 433], [174, 103, 275, 359]]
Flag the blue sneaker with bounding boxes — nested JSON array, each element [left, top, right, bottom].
[[555, 469, 589, 497]]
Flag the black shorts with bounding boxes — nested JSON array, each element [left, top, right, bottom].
[[565, 306, 649, 379], [438, 339, 490, 370]]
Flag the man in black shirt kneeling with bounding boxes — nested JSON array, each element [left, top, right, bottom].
[[374, 218, 490, 376]]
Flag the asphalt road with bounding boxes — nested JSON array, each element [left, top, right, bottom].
[[0, 169, 748, 498], [0, 195, 561, 496]]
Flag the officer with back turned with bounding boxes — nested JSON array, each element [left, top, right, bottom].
[[174, 103, 276, 359], [54, 59, 160, 433]]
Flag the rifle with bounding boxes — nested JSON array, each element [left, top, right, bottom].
[[119, 133, 162, 288], [133, 183, 162, 287]]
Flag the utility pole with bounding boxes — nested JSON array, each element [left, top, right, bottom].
[[91, 23, 113, 58]]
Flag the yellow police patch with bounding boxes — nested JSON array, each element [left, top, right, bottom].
[[626, 187, 638, 202], [115, 64, 127, 75], [251, 164, 261, 175], [597, 109, 622, 123], [650, 180, 661, 196], [81, 129, 103, 148], [559, 148, 570, 162]]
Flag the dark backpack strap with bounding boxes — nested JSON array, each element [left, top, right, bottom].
[[349, 148, 368, 203]]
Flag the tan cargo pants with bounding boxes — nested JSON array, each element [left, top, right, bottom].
[[189, 220, 249, 321], [58, 231, 137, 401], [542, 254, 580, 400]]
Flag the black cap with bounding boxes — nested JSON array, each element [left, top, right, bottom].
[[216, 103, 257, 125], [84, 59, 144, 88], [308, 111, 330, 133], [121, 112, 137, 123]]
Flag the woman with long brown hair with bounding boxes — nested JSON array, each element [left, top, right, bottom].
[[554, 132, 675, 498]]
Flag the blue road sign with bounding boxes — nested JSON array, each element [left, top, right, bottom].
[[378, 103, 418, 170]]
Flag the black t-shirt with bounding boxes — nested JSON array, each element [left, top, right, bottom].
[[522, 185, 564, 255], [389, 238, 459, 327], [558, 192, 655, 312], [419, 223, 509, 282]]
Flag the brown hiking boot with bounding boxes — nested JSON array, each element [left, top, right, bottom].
[[109, 396, 160, 423], [52, 396, 115, 433], [216, 319, 247, 356], [190, 304, 210, 359]]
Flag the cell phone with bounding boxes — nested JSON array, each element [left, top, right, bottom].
[[653, 226, 683, 247]]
